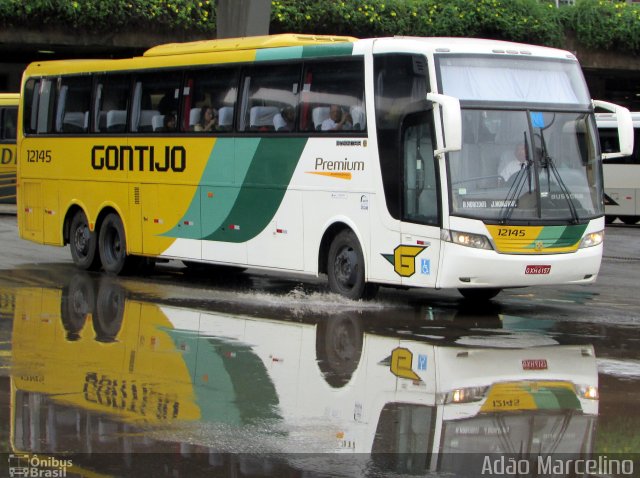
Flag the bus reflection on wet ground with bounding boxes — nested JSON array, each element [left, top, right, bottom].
[[1, 268, 605, 477]]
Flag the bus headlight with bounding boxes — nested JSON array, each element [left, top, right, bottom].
[[441, 229, 493, 250], [437, 386, 489, 404], [575, 384, 599, 400], [579, 230, 604, 249]]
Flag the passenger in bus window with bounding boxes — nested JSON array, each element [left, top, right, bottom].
[[321, 104, 352, 131], [195, 106, 217, 132], [158, 91, 178, 115], [161, 113, 177, 132], [274, 105, 295, 132]]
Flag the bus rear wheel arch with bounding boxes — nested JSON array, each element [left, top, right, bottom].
[[326, 228, 378, 300]]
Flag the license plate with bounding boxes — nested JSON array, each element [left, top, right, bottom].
[[522, 359, 548, 370], [525, 265, 551, 274]]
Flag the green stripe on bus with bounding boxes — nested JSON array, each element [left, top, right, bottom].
[[302, 43, 354, 58], [166, 328, 281, 425], [255, 46, 304, 61], [549, 224, 588, 248], [532, 386, 581, 411], [164, 138, 260, 240], [254, 42, 354, 61], [524, 224, 587, 249], [205, 137, 308, 243]]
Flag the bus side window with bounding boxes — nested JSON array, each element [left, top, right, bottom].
[[2, 107, 17, 140], [300, 59, 365, 133], [94, 74, 130, 133], [55, 76, 92, 134], [183, 67, 239, 133], [238, 64, 300, 133], [23, 79, 40, 135], [131, 71, 182, 133], [23, 78, 56, 135]]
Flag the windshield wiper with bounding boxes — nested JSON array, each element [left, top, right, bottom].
[[538, 129, 580, 224], [499, 132, 533, 223]]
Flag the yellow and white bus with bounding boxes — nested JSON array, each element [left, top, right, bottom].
[[597, 112, 640, 225], [10, 274, 599, 475], [0, 92, 18, 204], [17, 34, 634, 300]]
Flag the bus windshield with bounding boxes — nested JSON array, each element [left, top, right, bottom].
[[448, 109, 602, 223], [439, 412, 596, 474]]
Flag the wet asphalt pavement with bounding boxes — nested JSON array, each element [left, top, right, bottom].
[[0, 214, 639, 477]]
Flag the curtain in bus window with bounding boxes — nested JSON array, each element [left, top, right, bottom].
[[438, 57, 590, 105], [441, 65, 578, 104], [37, 80, 54, 134], [23, 79, 40, 134]]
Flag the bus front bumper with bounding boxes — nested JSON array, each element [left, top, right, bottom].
[[436, 242, 602, 289]]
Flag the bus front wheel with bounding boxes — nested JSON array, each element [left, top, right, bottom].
[[98, 213, 131, 275], [327, 230, 377, 300], [69, 210, 101, 270]]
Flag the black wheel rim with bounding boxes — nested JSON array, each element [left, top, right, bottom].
[[73, 223, 91, 258], [330, 321, 357, 362], [334, 246, 358, 289]]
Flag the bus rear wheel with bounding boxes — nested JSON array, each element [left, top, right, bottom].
[[98, 213, 132, 275], [458, 288, 502, 301], [69, 210, 101, 270], [327, 230, 377, 300]]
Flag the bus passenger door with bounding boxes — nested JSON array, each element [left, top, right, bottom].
[[400, 112, 441, 289]]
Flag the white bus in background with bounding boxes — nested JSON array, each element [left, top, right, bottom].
[[597, 112, 640, 225]]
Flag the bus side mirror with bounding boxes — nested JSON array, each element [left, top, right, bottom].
[[593, 100, 634, 159], [427, 93, 462, 156]]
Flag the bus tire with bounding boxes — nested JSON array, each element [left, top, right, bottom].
[[458, 288, 502, 301], [98, 213, 131, 275], [69, 210, 101, 270], [93, 277, 126, 343], [327, 229, 377, 300], [316, 315, 363, 388], [61, 272, 96, 340]]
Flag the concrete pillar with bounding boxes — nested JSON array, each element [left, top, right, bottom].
[[216, 0, 271, 39]]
